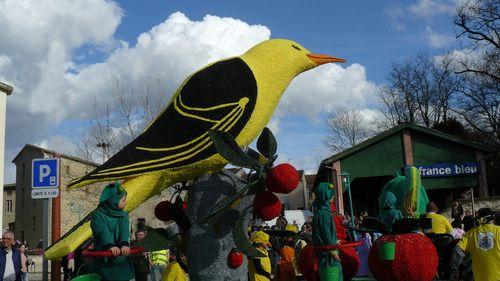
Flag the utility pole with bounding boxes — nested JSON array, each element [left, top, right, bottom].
[[96, 142, 110, 163], [0, 82, 13, 230]]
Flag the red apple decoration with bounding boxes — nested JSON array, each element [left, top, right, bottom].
[[368, 233, 438, 281], [227, 248, 244, 269], [266, 163, 300, 194], [154, 201, 173, 221], [253, 191, 282, 220]]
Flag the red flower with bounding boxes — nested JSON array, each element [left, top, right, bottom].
[[253, 191, 282, 221], [154, 201, 173, 222], [266, 163, 300, 194], [227, 248, 244, 269], [368, 233, 438, 281]]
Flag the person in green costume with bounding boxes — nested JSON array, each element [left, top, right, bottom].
[[312, 182, 342, 281], [90, 182, 134, 281], [378, 191, 403, 231], [378, 166, 429, 219]]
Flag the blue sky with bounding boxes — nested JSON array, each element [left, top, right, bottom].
[[1, 0, 465, 183]]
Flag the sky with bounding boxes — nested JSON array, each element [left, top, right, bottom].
[[0, 0, 467, 184]]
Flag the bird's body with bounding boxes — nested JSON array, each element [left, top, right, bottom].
[[45, 39, 345, 260]]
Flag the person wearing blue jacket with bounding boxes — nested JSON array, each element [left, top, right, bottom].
[[0, 230, 22, 281]]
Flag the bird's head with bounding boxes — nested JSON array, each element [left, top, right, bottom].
[[240, 39, 346, 78]]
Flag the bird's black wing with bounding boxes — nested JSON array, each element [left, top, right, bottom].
[[69, 58, 257, 188]]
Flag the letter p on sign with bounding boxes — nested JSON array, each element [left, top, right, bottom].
[[39, 165, 51, 183]]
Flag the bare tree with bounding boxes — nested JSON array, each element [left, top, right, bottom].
[[453, 0, 500, 145], [455, 0, 500, 81], [324, 107, 375, 152], [378, 53, 462, 128], [78, 78, 168, 163]]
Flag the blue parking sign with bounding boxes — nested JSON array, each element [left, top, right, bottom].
[[32, 158, 59, 189]]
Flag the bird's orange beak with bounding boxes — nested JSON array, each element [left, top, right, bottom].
[[307, 53, 346, 66]]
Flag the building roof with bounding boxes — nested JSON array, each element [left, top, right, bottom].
[[321, 123, 492, 166], [12, 144, 99, 167], [304, 174, 316, 186], [3, 183, 15, 191], [297, 170, 305, 178]]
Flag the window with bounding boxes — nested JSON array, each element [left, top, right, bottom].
[[21, 188, 25, 208], [32, 217, 36, 231], [6, 200, 12, 213]]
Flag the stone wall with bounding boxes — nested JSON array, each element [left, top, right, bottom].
[[441, 196, 500, 219], [3, 184, 15, 230]]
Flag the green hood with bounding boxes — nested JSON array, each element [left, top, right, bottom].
[[98, 182, 128, 217], [314, 182, 334, 210], [380, 191, 397, 209]]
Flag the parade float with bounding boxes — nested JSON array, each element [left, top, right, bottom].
[[43, 39, 347, 281]]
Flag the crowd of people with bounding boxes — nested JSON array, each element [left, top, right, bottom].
[[0, 180, 497, 281], [245, 199, 499, 281]]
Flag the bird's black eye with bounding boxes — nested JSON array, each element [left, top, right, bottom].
[[292, 45, 301, 51]]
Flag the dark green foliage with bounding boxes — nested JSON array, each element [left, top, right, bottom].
[[209, 130, 260, 169], [232, 207, 265, 257], [172, 196, 191, 231], [257, 127, 277, 158], [134, 228, 177, 252]]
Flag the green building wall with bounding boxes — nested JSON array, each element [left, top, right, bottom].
[[339, 130, 480, 191], [340, 133, 404, 181], [411, 131, 478, 189]]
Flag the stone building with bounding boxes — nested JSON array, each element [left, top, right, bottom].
[[12, 144, 174, 247], [3, 183, 15, 231]]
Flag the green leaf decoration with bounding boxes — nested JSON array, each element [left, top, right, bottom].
[[171, 197, 191, 231], [199, 180, 258, 224], [209, 130, 260, 169], [256, 127, 277, 158], [134, 228, 177, 252], [233, 206, 265, 258]]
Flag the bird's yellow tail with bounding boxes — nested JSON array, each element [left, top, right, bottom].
[[45, 171, 169, 260]]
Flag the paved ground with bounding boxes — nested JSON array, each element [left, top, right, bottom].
[[26, 255, 62, 281]]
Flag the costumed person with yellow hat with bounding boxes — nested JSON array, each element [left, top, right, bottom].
[[161, 250, 188, 281], [449, 207, 500, 281], [90, 182, 134, 281], [248, 231, 272, 281], [312, 183, 342, 281]]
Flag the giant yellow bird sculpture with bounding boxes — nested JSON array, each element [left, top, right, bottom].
[[45, 39, 345, 260]]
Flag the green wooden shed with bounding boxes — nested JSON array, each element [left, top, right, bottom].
[[316, 123, 492, 215]]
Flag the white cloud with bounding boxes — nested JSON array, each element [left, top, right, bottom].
[[1, 5, 379, 182], [267, 117, 281, 136], [426, 26, 455, 48], [278, 63, 379, 120], [36, 135, 79, 156], [384, 3, 407, 32], [408, 0, 457, 19]]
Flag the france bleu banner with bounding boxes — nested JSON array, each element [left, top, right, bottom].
[[415, 162, 479, 178]]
